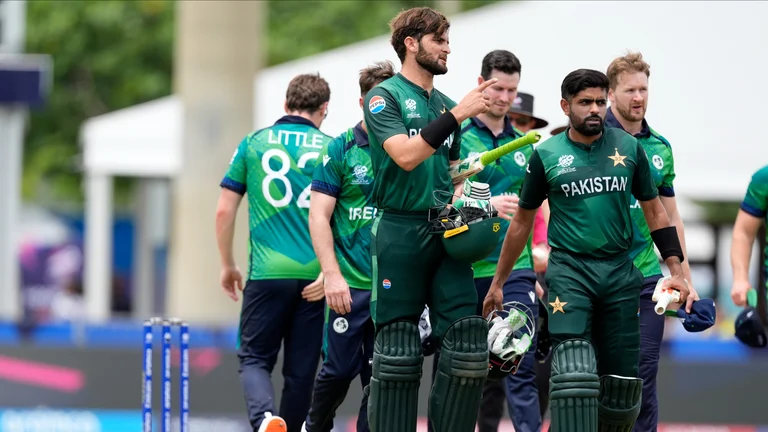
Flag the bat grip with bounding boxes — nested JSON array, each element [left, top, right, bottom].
[[654, 293, 673, 315]]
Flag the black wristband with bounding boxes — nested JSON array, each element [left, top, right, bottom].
[[421, 111, 458, 150], [650, 226, 685, 263]]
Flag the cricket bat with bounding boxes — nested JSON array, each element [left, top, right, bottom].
[[450, 131, 542, 184]]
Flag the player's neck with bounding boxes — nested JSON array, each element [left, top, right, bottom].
[[287, 110, 322, 128], [611, 106, 643, 136], [400, 60, 434, 93], [568, 128, 602, 146], [477, 113, 505, 137]]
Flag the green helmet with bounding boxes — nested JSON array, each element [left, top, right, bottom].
[[429, 187, 502, 263]]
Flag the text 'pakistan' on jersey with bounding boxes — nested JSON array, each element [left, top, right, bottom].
[[221, 115, 333, 281]]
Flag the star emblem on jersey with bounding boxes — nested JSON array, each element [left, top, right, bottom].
[[608, 148, 627, 167], [549, 297, 567, 314]]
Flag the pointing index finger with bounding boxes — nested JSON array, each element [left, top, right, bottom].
[[477, 78, 498, 91]]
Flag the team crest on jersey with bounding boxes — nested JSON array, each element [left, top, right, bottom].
[[351, 165, 370, 185], [369, 96, 386, 114], [514, 152, 526, 167], [333, 317, 349, 334], [557, 155, 574, 168], [652, 154, 664, 169], [405, 98, 420, 118]]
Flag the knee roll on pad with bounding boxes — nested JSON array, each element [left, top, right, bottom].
[[549, 339, 600, 432], [597, 375, 643, 432], [367, 321, 423, 432], [428, 316, 489, 432]]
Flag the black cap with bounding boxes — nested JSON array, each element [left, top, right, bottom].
[[508, 92, 548, 129], [735, 306, 767, 348]]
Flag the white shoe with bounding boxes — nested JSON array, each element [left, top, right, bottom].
[[258, 412, 287, 432], [301, 422, 308, 432]]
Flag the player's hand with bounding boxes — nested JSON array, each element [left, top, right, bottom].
[[683, 280, 700, 314], [452, 78, 497, 122], [731, 279, 752, 307], [490, 194, 518, 221], [302, 273, 325, 302], [532, 245, 549, 273], [324, 271, 352, 315], [220, 265, 243, 302], [482, 283, 504, 319], [535, 281, 545, 300], [664, 274, 690, 305]]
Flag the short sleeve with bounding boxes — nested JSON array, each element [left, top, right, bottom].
[[518, 149, 548, 210], [220, 136, 248, 195], [741, 166, 768, 218], [311, 137, 345, 198], [658, 146, 676, 197], [363, 87, 405, 146], [632, 143, 659, 202]]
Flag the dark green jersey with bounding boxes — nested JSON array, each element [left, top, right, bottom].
[[518, 127, 658, 258], [606, 109, 676, 278], [311, 122, 375, 290], [221, 115, 333, 280], [740, 164, 768, 270], [460, 117, 534, 277], [362, 73, 461, 212]]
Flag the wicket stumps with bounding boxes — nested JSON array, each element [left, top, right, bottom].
[[142, 317, 190, 432]]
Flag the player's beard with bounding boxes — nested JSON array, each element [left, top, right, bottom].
[[614, 101, 645, 122], [571, 113, 604, 136], [416, 45, 447, 76]]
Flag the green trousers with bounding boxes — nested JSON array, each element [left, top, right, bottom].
[[544, 249, 643, 377], [370, 210, 476, 341]]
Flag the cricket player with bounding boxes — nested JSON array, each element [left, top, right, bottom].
[[604, 51, 698, 432], [215, 73, 333, 432], [303, 60, 396, 432], [456, 49, 541, 432], [731, 164, 768, 307], [361, 6, 499, 432], [483, 69, 691, 432]]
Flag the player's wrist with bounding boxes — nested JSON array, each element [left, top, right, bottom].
[[449, 106, 469, 124]]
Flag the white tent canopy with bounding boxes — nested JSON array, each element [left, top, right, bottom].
[[80, 0, 768, 320]]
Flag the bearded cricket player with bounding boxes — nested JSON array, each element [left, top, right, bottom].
[[215, 74, 333, 432], [361, 7, 502, 432], [483, 69, 691, 432], [302, 60, 396, 432], [604, 51, 699, 431], [449, 49, 541, 432]]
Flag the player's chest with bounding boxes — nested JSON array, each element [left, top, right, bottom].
[[547, 148, 633, 198], [640, 142, 667, 186]]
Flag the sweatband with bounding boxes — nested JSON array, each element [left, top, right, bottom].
[[650, 226, 685, 263], [421, 111, 458, 150]]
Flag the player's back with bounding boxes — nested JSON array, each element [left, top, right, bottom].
[[231, 115, 333, 281]]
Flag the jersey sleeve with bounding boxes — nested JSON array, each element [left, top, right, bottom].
[[311, 137, 344, 198], [449, 128, 462, 161], [363, 87, 404, 146], [631, 143, 659, 202], [518, 149, 548, 210], [740, 165, 768, 218], [220, 136, 248, 195], [658, 146, 676, 197]]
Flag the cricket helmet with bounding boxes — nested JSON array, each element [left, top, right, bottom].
[[485, 301, 536, 381], [429, 181, 503, 263]]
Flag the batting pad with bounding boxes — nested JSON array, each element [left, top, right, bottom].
[[428, 316, 489, 432], [597, 375, 643, 432], [549, 339, 600, 432], [367, 321, 423, 432]]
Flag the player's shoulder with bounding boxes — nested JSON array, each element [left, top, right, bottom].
[[532, 133, 567, 161], [604, 127, 639, 149], [750, 164, 768, 183], [647, 126, 672, 148], [432, 87, 457, 109]]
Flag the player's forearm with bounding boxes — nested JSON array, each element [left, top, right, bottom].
[[309, 213, 342, 277], [387, 111, 459, 172], [215, 209, 237, 268], [668, 210, 692, 282], [731, 228, 755, 283]]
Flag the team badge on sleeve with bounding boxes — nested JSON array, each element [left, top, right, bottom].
[[368, 95, 386, 114]]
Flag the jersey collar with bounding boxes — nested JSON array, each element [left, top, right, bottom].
[[274, 115, 318, 129], [395, 73, 431, 98], [605, 106, 651, 138], [353, 121, 369, 147], [469, 115, 519, 139]]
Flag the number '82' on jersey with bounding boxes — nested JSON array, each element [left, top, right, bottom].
[[220, 116, 334, 281]]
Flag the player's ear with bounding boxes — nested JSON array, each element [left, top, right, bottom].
[[560, 98, 570, 116], [477, 76, 484, 86], [404, 36, 419, 56], [608, 88, 615, 104], [359, 96, 364, 110], [283, 100, 289, 115]]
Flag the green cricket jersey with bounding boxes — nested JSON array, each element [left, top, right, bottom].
[[518, 127, 658, 258], [362, 73, 461, 212], [460, 116, 534, 277], [606, 108, 676, 278], [740, 164, 768, 271], [311, 122, 375, 290], [221, 115, 333, 281]]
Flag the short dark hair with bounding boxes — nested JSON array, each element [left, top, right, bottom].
[[561, 69, 610, 101], [359, 61, 396, 96], [480, 50, 521, 80], [389, 7, 450, 63], [285, 73, 331, 113]]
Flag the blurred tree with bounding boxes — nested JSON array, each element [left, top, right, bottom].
[[24, 0, 175, 207]]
